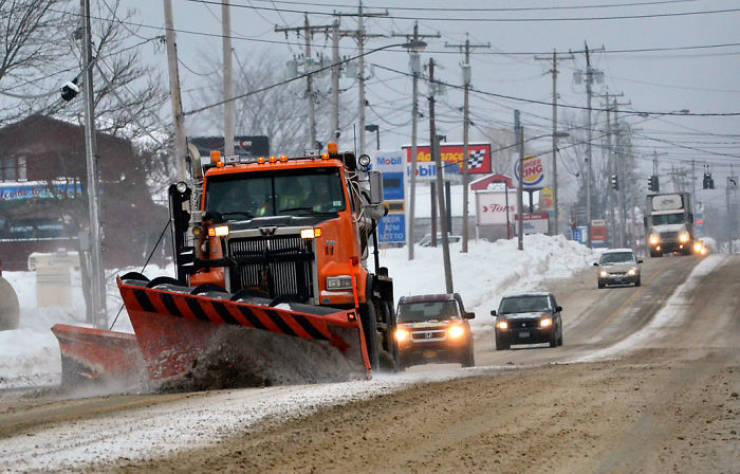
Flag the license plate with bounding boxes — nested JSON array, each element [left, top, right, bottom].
[[422, 350, 437, 358], [518, 331, 530, 338]]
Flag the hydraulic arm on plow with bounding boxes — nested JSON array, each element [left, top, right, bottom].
[[54, 145, 399, 389]]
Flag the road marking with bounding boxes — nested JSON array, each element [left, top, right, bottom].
[[587, 263, 676, 340]]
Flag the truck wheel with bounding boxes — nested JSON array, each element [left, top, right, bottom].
[[361, 302, 380, 371]]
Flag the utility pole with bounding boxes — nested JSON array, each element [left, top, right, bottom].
[[429, 58, 453, 293], [277, 16, 337, 150], [534, 49, 574, 236], [515, 110, 524, 251], [612, 98, 630, 247], [445, 35, 490, 253], [163, 0, 187, 180], [222, 1, 234, 155], [392, 22, 437, 260], [574, 42, 604, 249], [331, 19, 340, 141], [81, 0, 106, 328]]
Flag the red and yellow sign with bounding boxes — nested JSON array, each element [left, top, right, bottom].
[[514, 156, 545, 187], [402, 143, 491, 174]]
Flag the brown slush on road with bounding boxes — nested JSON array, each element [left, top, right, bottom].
[[109, 257, 739, 473]]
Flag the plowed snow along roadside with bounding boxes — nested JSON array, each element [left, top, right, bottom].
[[0, 234, 594, 390], [0, 252, 724, 473]]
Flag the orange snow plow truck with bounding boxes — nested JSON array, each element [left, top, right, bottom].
[[53, 144, 400, 389]]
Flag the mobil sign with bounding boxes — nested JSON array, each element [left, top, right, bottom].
[[372, 150, 405, 201], [514, 155, 545, 188], [402, 143, 492, 176]]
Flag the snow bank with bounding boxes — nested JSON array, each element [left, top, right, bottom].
[[0, 236, 593, 390]]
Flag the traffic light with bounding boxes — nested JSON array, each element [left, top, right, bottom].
[[703, 173, 715, 189], [648, 175, 660, 192], [610, 174, 619, 190], [60, 78, 79, 102]]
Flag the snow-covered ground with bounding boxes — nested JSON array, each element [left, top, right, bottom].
[[0, 234, 593, 390]]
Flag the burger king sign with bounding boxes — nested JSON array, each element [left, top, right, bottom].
[[514, 155, 545, 187]]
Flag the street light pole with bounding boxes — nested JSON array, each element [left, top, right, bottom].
[[515, 110, 524, 251]]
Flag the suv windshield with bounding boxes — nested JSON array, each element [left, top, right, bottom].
[[205, 167, 346, 219], [599, 252, 635, 265], [397, 300, 460, 323], [499, 295, 550, 314], [652, 214, 684, 226]]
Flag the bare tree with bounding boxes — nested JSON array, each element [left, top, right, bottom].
[[193, 49, 347, 156]]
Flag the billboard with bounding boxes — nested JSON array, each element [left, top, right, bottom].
[[377, 213, 406, 244], [476, 191, 517, 226], [514, 155, 545, 188], [514, 213, 549, 235], [0, 182, 81, 201], [402, 143, 492, 175]]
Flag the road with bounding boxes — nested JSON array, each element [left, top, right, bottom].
[[0, 254, 737, 472]]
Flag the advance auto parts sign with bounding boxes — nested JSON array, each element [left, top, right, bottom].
[[403, 143, 492, 176], [514, 156, 545, 187]]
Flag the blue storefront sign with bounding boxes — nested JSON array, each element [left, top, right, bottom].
[[378, 213, 406, 244]]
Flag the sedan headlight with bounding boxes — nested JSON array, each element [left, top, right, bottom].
[[326, 275, 353, 290], [394, 327, 410, 343], [648, 234, 660, 245], [627, 267, 637, 276], [496, 320, 509, 330], [539, 317, 553, 328], [599, 270, 608, 278], [679, 232, 690, 243]]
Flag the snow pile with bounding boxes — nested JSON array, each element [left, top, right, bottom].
[[382, 233, 594, 331], [0, 235, 593, 390]]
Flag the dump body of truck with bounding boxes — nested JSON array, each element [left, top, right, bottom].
[[645, 192, 695, 256]]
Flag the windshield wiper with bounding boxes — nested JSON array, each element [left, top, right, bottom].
[[218, 210, 255, 220]]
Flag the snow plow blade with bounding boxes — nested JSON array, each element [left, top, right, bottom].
[[117, 274, 370, 390], [51, 324, 146, 387]]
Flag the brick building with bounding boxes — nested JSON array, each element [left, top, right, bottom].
[[0, 115, 167, 270]]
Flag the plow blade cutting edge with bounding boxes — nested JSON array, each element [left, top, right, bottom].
[[50, 324, 146, 387], [117, 274, 370, 390]]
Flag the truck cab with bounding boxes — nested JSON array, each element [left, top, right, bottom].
[[645, 192, 695, 257]]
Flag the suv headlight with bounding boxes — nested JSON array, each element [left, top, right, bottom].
[[394, 327, 410, 343], [539, 317, 553, 328], [448, 325, 465, 339], [326, 275, 353, 290], [496, 320, 509, 330], [627, 267, 637, 276], [599, 270, 608, 278]]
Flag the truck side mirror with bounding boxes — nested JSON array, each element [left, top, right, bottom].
[[368, 170, 384, 204], [490, 310, 497, 316]]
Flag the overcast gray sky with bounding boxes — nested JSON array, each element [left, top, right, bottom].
[[123, 0, 739, 206]]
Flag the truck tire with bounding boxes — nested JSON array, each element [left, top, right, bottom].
[[379, 300, 400, 373], [361, 302, 380, 371]]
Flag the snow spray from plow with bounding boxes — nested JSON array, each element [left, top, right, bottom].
[[52, 273, 370, 391]]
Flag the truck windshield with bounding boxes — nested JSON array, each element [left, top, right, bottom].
[[397, 301, 460, 322], [205, 167, 346, 219], [652, 214, 684, 226], [499, 295, 550, 314]]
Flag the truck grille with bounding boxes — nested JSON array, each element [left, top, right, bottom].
[[660, 231, 678, 241], [227, 235, 314, 301]]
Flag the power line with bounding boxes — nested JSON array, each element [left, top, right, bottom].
[[371, 62, 740, 117]]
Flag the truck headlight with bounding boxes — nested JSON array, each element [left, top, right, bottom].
[[448, 325, 465, 339], [539, 317, 553, 328], [496, 320, 508, 330], [648, 234, 660, 245], [679, 232, 690, 243], [326, 275, 353, 290], [627, 268, 637, 276], [208, 225, 229, 237], [599, 270, 608, 278], [300, 228, 322, 239], [394, 327, 410, 343]]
